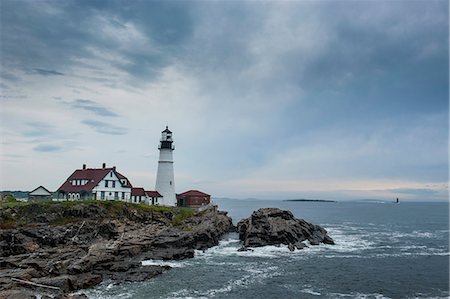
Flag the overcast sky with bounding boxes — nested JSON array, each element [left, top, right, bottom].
[[0, 0, 448, 201]]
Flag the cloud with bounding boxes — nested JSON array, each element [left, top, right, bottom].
[[23, 121, 54, 137], [81, 119, 127, 135], [33, 144, 63, 152], [33, 68, 64, 76], [69, 99, 119, 117], [0, 1, 447, 199]]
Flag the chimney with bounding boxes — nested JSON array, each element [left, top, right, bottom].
[[82, 164, 86, 170], [102, 163, 106, 169], [112, 166, 116, 171]]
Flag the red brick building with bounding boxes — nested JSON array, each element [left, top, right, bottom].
[[176, 190, 211, 208]]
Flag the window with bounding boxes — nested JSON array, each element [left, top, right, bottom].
[[100, 191, 105, 200], [105, 180, 108, 187], [114, 192, 118, 199], [121, 192, 125, 200], [112, 181, 116, 188], [110, 172, 113, 177], [170, 181, 172, 186]]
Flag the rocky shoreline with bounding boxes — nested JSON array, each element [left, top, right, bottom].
[[0, 202, 233, 298], [0, 203, 334, 299]]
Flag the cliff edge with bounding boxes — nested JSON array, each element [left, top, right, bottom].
[[0, 201, 233, 298]]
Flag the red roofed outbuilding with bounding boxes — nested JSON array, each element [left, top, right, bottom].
[[176, 190, 211, 208]]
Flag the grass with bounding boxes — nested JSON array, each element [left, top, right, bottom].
[[172, 208, 195, 225], [0, 199, 196, 227]]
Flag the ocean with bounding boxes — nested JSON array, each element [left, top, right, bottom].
[[83, 200, 449, 299]]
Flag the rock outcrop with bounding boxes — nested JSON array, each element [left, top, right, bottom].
[[0, 202, 233, 298], [237, 208, 334, 249]]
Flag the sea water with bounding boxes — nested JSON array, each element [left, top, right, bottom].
[[83, 200, 449, 299]]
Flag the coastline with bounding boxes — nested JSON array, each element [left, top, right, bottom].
[[0, 201, 233, 298]]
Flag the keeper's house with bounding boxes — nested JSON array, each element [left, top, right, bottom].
[[57, 163, 162, 205], [57, 163, 133, 201]]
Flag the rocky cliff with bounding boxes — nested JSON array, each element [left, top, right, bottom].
[[0, 201, 233, 298], [237, 208, 334, 250]]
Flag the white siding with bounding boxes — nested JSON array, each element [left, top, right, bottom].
[[92, 170, 131, 201]]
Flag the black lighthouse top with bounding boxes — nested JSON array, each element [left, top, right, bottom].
[[159, 126, 174, 150]]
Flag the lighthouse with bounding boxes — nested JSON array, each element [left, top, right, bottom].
[[155, 126, 176, 206]]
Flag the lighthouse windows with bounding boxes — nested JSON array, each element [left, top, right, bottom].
[[170, 181, 172, 185]]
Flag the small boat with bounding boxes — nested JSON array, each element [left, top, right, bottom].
[[396, 198, 399, 204]]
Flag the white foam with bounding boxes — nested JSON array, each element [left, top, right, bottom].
[[164, 264, 281, 298], [141, 260, 186, 268], [301, 288, 322, 296]]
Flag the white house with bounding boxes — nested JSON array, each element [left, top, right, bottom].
[[57, 163, 162, 206], [57, 163, 133, 201]]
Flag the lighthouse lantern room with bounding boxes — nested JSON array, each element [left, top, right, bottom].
[[155, 126, 176, 206]]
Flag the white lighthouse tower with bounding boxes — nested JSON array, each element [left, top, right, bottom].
[[155, 126, 176, 206]]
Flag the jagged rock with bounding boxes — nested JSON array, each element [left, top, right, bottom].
[[237, 208, 334, 249], [294, 242, 308, 250], [0, 203, 233, 297]]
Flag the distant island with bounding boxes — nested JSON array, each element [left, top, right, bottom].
[[285, 199, 335, 202]]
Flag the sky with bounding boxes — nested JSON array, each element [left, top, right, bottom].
[[0, 0, 448, 201]]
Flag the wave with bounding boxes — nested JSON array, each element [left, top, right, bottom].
[[164, 265, 281, 299], [141, 260, 187, 268]]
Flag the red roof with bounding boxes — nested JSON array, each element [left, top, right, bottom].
[[57, 167, 132, 193], [145, 190, 162, 197], [131, 187, 146, 196], [177, 190, 210, 198]]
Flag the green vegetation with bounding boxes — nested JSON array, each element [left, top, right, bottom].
[[0, 199, 196, 228], [172, 208, 195, 226], [0, 193, 17, 203]]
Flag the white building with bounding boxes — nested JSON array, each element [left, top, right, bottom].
[[28, 185, 53, 202], [57, 163, 133, 201], [57, 163, 163, 205], [155, 126, 177, 206]]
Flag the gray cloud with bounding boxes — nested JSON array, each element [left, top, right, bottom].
[[69, 99, 119, 117], [33, 68, 64, 76], [33, 144, 62, 152], [81, 119, 127, 135], [23, 121, 54, 137], [0, 1, 447, 199]]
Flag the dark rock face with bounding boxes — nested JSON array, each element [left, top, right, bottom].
[[237, 208, 334, 249], [0, 203, 233, 298]]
